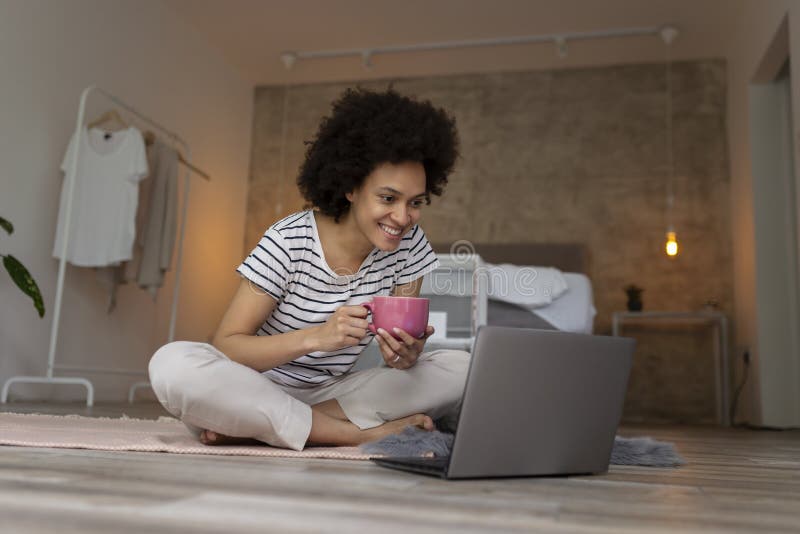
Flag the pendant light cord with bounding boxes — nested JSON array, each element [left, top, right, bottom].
[[665, 38, 675, 230]]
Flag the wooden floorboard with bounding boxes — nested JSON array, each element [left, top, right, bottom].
[[0, 402, 798, 532]]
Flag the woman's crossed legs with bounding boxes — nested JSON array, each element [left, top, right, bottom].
[[149, 342, 468, 451]]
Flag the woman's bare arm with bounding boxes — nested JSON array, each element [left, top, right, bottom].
[[211, 279, 319, 371], [211, 279, 369, 372]]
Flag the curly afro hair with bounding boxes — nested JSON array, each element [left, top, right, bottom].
[[297, 88, 459, 222]]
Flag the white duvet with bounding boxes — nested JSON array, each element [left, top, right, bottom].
[[484, 263, 569, 308], [530, 272, 596, 334]]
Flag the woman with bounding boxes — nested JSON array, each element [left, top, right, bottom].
[[149, 88, 469, 451]]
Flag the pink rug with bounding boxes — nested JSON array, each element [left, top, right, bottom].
[[0, 412, 371, 460]]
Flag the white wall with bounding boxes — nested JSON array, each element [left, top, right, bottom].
[[0, 0, 253, 402], [727, 1, 800, 426]]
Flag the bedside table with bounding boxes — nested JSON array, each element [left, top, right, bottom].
[[612, 310, 730, 426]]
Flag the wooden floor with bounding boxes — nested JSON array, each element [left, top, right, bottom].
[[0, 402, 799, 533]]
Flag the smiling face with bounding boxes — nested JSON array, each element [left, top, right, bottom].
[[346, 161, 428, 251]]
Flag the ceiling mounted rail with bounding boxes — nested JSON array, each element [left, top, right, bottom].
[[280, 25, 676, 70]]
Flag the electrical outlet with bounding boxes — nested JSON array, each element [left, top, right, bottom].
[[734, 345, 750, 367]]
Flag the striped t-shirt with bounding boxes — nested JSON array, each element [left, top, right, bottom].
[[236, 210, 440, 388]]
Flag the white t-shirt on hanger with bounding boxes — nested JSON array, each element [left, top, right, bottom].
[[53, 126, 149, 267]]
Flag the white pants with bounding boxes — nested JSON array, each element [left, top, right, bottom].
[[148, 341, 470, 451]]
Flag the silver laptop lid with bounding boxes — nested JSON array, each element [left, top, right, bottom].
[[448, 326, 634, 479]]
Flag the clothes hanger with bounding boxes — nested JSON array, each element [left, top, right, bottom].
[[143, 129, 211, 181], [87, 109, 129, 132]]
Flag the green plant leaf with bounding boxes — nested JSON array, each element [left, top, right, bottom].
[[0, 216, 12, 235], [3, 254, 45, 317]]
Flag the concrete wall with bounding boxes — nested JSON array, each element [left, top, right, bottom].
[[0, 0, 253, 402], [248, 61, 733, 422]]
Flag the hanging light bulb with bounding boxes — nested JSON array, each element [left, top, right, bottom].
[[665, 229, 679, 257], [664, 191, 679, 258], [660, 26, 680, 258]]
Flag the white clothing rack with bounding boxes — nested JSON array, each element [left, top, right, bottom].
[[1, 85, 201, 406]]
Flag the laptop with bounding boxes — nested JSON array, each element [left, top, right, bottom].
[[371, 326, 635, 479]]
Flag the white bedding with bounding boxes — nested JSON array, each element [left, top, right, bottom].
[[529, 272, 596, 334], [484, 263, 569, 308]]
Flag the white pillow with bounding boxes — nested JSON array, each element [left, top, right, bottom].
[[484, 263, 568, 308]]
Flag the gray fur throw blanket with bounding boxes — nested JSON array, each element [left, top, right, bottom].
[[361, 427, 685, 468]]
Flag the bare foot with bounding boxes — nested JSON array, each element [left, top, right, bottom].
[[307, 409, 435, 447], [199, 429, 261, 446], [360, 414, 435, 444]]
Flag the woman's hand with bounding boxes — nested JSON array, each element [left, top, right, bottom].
[[375, 325, 434, 369], [309, 305, 369, 352]]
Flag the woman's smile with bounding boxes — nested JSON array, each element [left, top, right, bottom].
[[378, 222, 404, 240]]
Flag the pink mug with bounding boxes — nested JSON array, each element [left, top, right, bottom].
[[363, 296, 430, 339]]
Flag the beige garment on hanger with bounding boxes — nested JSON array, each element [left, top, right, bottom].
[[136, 138, 179, 296]]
